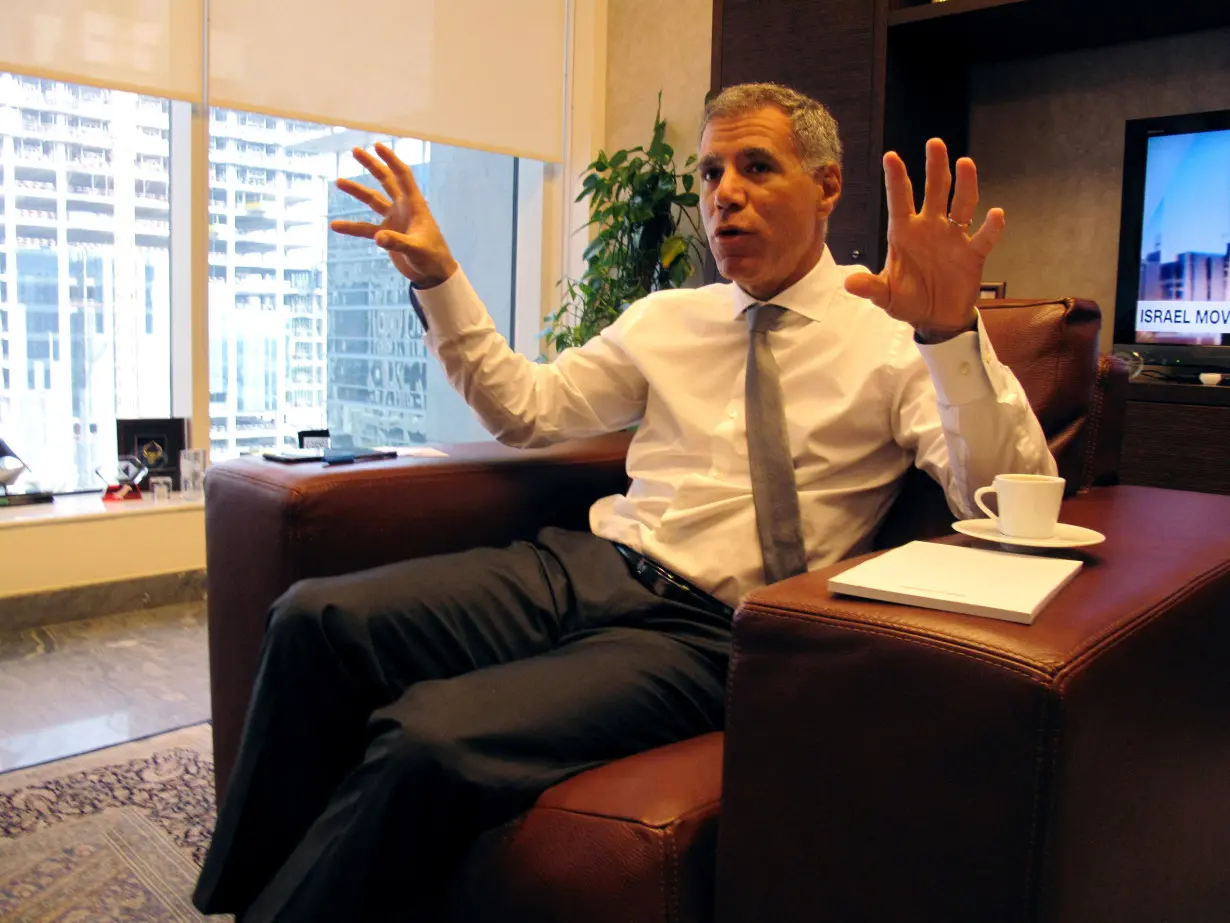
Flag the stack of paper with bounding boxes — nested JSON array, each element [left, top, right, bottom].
[[828, 541, 1082, 624]]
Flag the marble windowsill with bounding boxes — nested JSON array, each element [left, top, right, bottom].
[[0, 492, 204, 530]]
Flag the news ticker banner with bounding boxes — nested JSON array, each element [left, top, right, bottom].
[[1137, 302, 1230, 336]]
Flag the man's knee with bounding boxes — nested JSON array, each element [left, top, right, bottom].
[[367, 685, 485, 785], [265, 577, 333, 639]]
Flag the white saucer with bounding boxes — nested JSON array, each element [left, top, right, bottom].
[[952, 519, 1106, 550]]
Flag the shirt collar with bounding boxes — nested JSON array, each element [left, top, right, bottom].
[[729, 246, 845, 324]]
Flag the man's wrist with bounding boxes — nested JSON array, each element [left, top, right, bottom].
[[915, 311, 978, 345], [411, 258, 460, 291]]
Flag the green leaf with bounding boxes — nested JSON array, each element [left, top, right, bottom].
[[660, 235, 688, 268], [669, 257, 689, 288], [550, 91, 702, 348], [650, 117, 667, 156], [582, 237, 606, 263]]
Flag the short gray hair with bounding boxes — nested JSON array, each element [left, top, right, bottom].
[[702, 83, 843, 172]]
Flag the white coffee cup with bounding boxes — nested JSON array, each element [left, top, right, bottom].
[[973, 474, 1065, 539]]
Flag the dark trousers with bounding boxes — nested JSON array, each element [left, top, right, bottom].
[[192, 527, 732, 922]]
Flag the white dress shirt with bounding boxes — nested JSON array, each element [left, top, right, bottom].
[[415, 247, 1056, 608]]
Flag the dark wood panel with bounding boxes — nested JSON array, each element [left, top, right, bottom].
[[1127, 380, 1230, 407], [889, 0, 1026, 25], [1120, 401, 1230, 494], [882, 36, 969, 240], [714, 0, 882, 268], [889, 0, 1230, 64]]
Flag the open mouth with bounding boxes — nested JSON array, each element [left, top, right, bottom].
[[716, 227, 747, 239]]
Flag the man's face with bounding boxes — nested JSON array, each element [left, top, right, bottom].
[[698, 105, 841, 300]]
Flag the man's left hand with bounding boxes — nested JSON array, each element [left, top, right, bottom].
[[845, 138, 1005, 342]]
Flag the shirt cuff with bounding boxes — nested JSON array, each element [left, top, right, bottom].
[[915, 314, 994, 406], [408, 268, 486, 344]]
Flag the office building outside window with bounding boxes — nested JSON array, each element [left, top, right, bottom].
[[0, 72, 172, 492], [0, 71, 532, 493], [207, 112, 521, 459]]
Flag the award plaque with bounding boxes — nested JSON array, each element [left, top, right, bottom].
[[116, 418, 187, 490]]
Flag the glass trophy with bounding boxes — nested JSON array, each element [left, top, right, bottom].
[[96, 455, 149, 501]]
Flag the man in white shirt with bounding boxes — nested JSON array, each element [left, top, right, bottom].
[[194, 83, 1054, 922]]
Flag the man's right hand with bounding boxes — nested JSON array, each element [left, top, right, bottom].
[[330, 143, 459, 289]]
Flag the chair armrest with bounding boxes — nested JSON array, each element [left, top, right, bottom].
[[205, 432, 630, 796], [717, 485, 1230, 923]]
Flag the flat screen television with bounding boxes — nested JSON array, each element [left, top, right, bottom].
[[1114, 108, 1230, 376]]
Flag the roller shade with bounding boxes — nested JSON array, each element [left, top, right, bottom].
[[208, 0, 567, 162], [0, 0, 204, 101]]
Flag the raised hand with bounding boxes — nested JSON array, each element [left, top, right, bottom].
[[844, 138, 1005, 342], [330, 143, 458, 288]]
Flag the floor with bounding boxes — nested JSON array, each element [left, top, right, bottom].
[[0, 602, 211, 773]]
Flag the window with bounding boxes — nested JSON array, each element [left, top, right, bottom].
[[0, 72, 172, 491], [1, 72, 547, 492], [207, 111, 528, 461]]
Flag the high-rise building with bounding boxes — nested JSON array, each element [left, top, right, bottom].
[[319, 133, 431, 447], [1, 73, 524, 493], [0, 74, 172, 490], [206, 109, 334, 459]]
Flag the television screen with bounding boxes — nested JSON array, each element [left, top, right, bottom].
[[1115, 110, 1230, 361]]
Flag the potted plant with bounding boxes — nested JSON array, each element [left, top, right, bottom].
[[543, 96, 706, 353]]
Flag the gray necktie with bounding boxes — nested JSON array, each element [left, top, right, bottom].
[[746, 304, 807, 584]]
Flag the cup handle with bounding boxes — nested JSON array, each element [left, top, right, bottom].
[[974, 486, 999, 524]]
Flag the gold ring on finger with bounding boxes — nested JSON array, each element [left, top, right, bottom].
[[947, 215, 972, 233]]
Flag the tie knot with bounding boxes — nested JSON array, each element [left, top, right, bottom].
[[748, 303, 787, 334]]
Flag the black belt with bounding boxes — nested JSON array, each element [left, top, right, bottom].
[[614, 544, 733, 618]]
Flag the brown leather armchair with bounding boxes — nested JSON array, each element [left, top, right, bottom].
[[204, 297, 1230, 922]]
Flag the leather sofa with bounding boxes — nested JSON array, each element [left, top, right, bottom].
[[203, 297, 1230, 921]]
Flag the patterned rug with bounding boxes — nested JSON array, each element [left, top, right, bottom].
[[0, 724, 229, 921]]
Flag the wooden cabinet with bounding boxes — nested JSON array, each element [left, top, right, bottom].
[[710, 0, 1230, 273], [1121, 382, 1230, 495], [710, 0, 1230, 493]]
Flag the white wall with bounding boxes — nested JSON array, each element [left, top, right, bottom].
[[604, 0, 712, 161]]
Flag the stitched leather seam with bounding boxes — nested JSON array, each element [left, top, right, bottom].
[[1080, 353, 1108, 492], [1056, 560, 1230, 683], [216, 449, 627, 508], [748, 549, 1230, 678], [726, 632, 742, 757], [293, 453, 627, 495], [1023, 695, 1060, 916], [1047, 302, 1069, 471], [742, 605, 1056, 680], [659, 830, 670, 923], [209, 470, 309, 504], [764, 609, 1053, 682], [529, 799, 722, 830], [667, 827, 680, 923], [206, 472, 303, 587]]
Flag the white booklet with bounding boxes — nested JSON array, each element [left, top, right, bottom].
[[828, 541, 1082, 625]]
